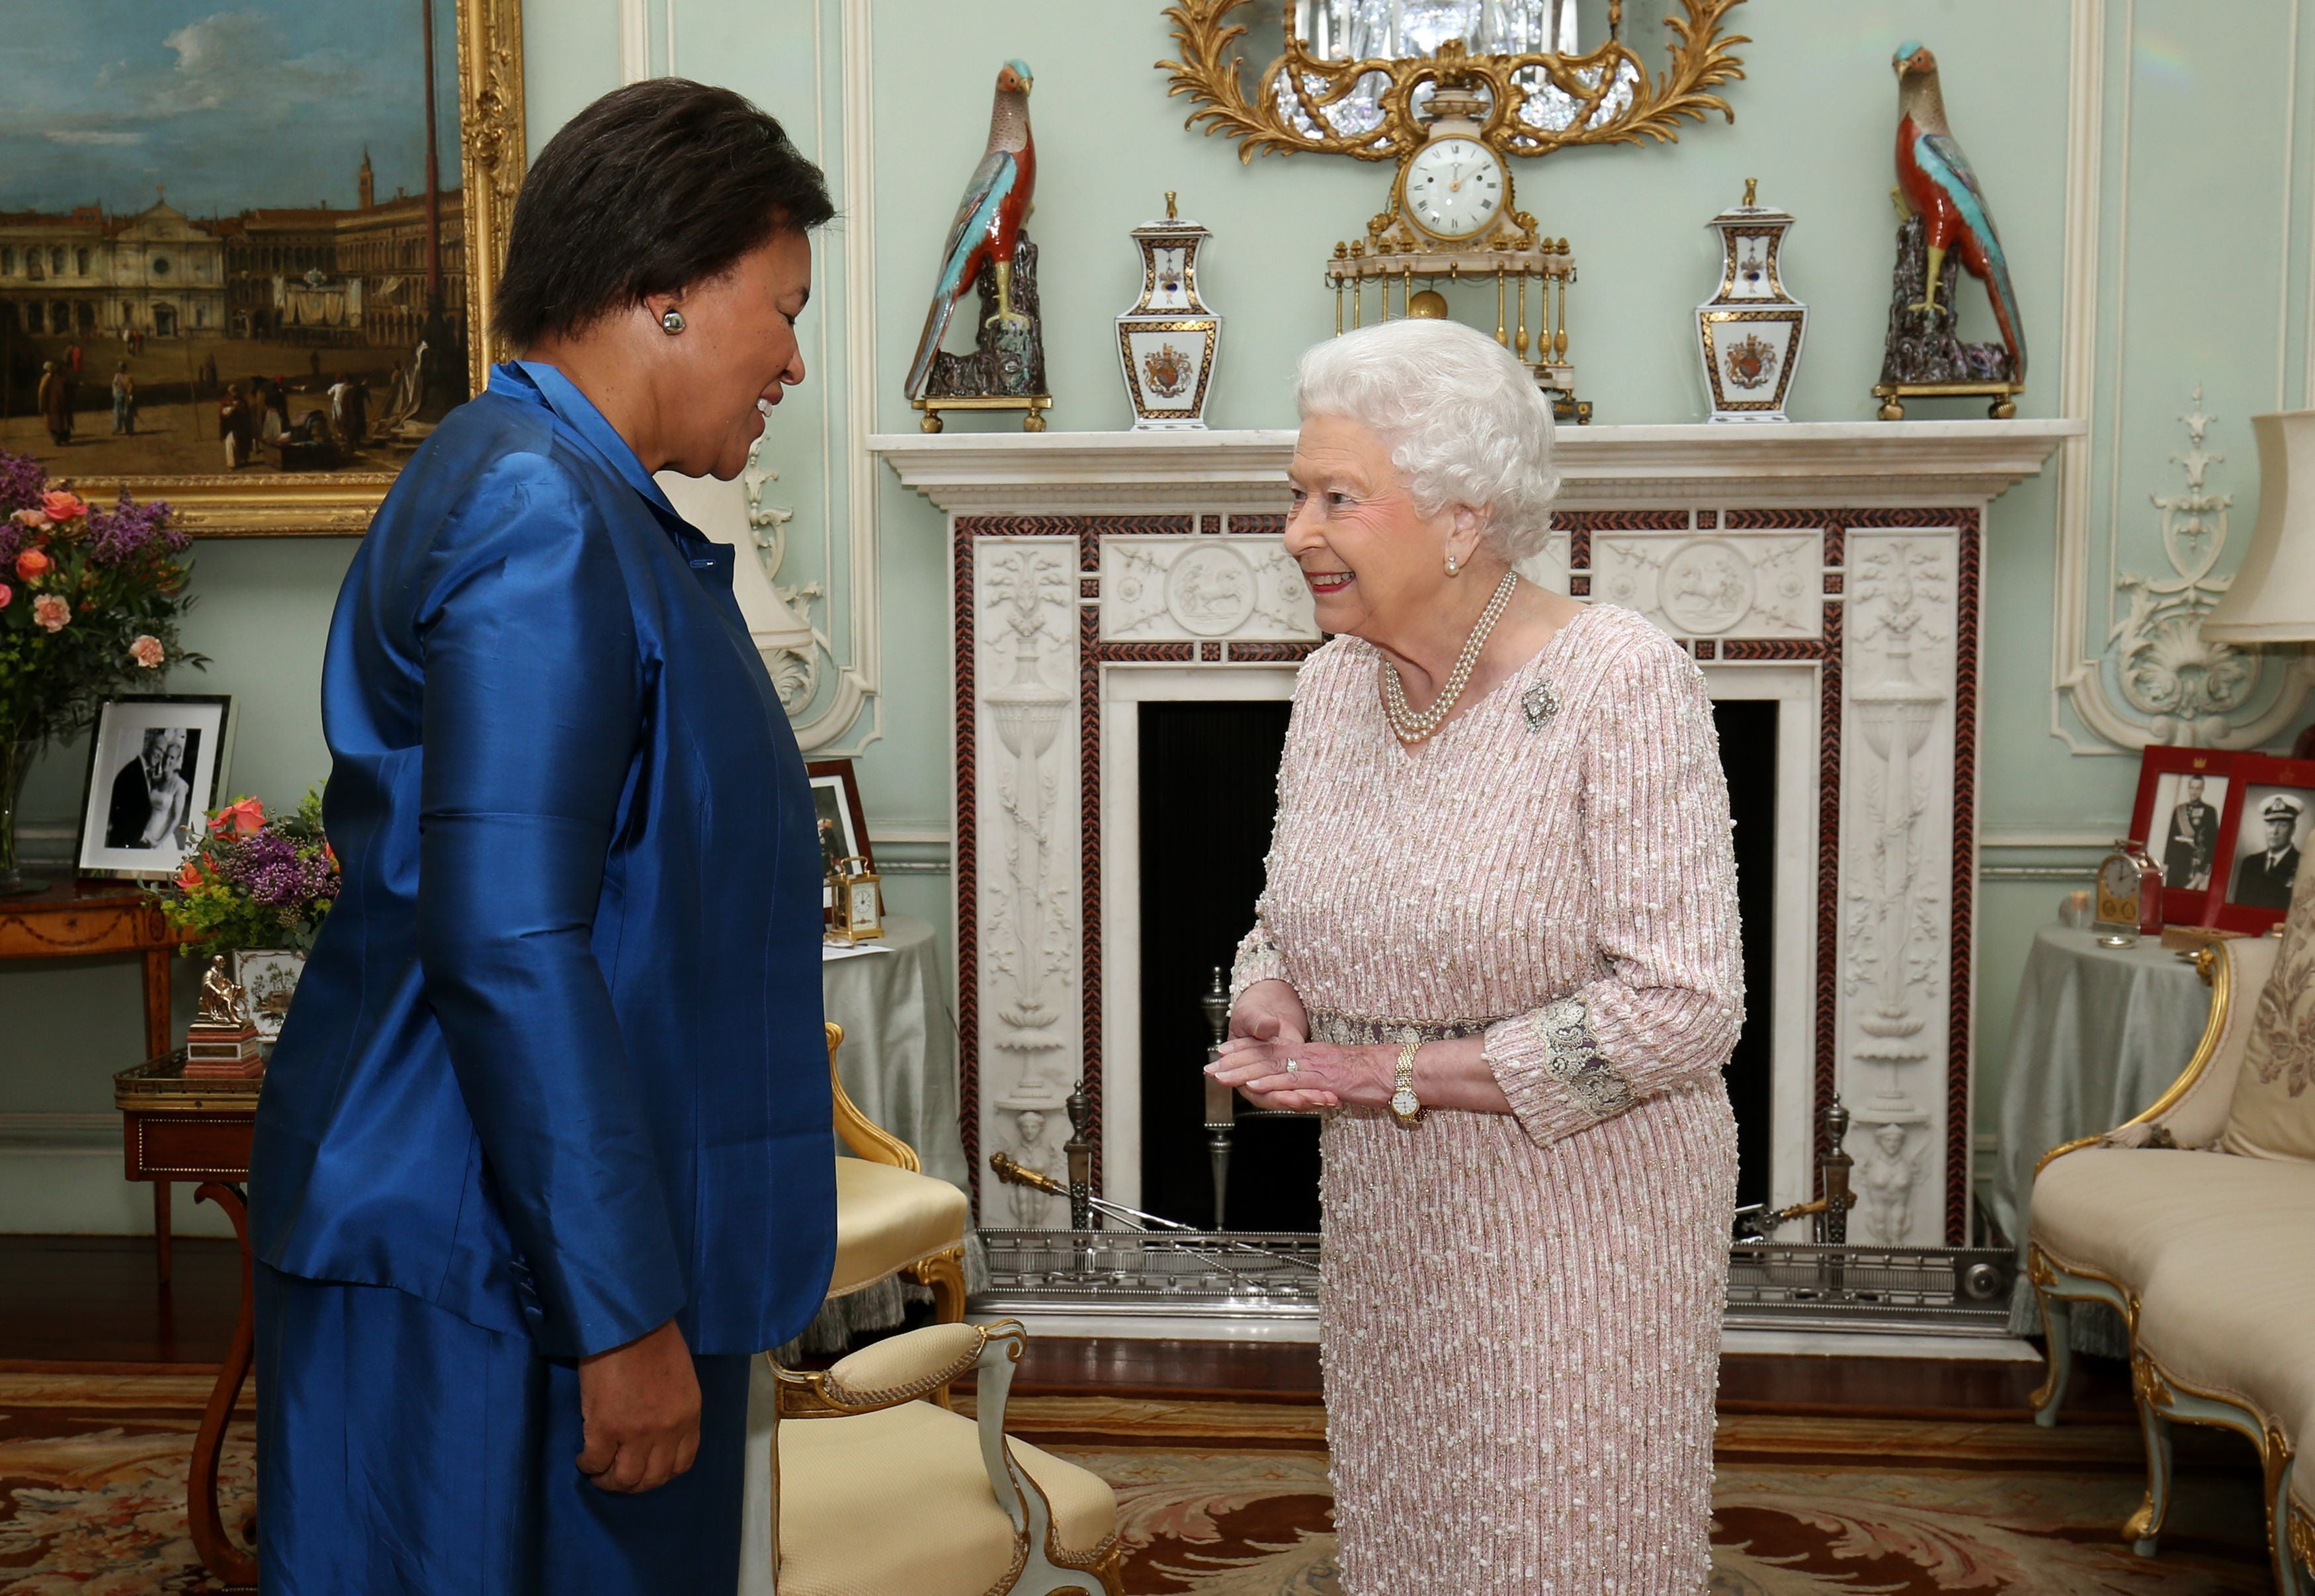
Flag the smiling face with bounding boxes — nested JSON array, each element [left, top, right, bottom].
[[653, 228, 814, 480], [1284, 413, 1469, 650]]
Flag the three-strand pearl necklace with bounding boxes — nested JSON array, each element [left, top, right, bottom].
[[1379, 569, 1520, 745]]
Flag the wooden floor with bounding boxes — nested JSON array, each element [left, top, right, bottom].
[[0, 1235, 2134, 1422]]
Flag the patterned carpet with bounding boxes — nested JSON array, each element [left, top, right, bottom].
[[0, 1370, 2276, 1594]]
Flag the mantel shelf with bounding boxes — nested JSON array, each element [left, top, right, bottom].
[[869, 419, 2084, 515]]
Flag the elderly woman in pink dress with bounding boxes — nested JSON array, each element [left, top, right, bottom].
[[1208, 317, 1742, 1592]]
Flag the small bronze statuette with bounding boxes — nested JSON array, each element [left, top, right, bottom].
[[185, 954, 265, 1079]]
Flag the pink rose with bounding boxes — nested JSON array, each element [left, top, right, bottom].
[[129, 634, 165, 669], [0, 582, 11, 610], [175, 860, 203, 890], [209, 796, 267, 836], [31, 593, 68, 632], [40, 490, 85, 523], [15, 546, 51, 581]]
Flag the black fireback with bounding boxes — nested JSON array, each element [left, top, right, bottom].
[[1134, 693, 1779, 1228], [1136, 698, 1316, 1230]]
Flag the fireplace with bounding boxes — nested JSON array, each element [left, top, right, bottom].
[[873, 421, 2075, 1250]]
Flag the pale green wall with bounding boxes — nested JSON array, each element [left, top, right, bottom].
[[5, 0, 2308, 1233]]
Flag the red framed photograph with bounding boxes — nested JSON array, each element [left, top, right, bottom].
[[2128, 745, 2236, 924], [2208, 753, 2315, 934]]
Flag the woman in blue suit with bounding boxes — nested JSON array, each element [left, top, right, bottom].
[[250, 81, 838, 1594]]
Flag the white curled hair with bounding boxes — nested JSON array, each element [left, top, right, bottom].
[[1292, 318, 1560, 562]]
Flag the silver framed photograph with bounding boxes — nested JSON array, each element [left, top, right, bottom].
[[75, 693, 233, 879]]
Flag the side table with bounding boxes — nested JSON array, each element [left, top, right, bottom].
[[116, 1056, 259, 1592], [4, 880, 189, 1276], [1985, 923, 2216, 1351]]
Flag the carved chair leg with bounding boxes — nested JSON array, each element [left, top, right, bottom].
[[902, 1247, 970, 1409], [2126, 1354, 2174, 1558], [907, 1247, 968, 1325], [2264, 1437, 2304, 1596], [2029, 1280, 2073, 1428]]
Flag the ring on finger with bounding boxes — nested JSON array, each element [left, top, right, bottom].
[[1284, 1056, 1300, 1075]]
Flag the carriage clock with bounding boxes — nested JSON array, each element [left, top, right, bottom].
[[2091, 839, 2163, 948]]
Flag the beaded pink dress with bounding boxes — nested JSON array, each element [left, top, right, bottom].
[[1232, 603, 1742, 1594]]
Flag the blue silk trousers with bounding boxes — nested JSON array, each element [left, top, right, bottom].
[[255, 1265, 750, 1595]]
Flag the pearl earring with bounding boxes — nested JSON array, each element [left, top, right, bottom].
[[659, 308, 686, 335], [1445, 554, 1460, 577]]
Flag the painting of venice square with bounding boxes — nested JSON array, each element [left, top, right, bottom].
[[0, 2, 470, 478]]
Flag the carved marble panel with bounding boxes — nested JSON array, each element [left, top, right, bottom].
[[971, 539, 1084, 1219], [1099, 535, 1318, 642], [1835, 530, 1959, 1246], [1590, 531, 1824, 638]]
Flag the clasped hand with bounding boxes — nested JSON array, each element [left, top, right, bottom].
[[1206, 982, 1388, 1112]]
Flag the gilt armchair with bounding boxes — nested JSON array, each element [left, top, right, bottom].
[[737, 1320, 1126, 1596], [825, 1021, 971, 1325]]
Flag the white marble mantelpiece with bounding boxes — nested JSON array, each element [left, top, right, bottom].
[[868, 419, 2084, 515], [874, 420, 2074, 1249]]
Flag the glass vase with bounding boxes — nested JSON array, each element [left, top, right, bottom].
[[0, 737, 50, 898]]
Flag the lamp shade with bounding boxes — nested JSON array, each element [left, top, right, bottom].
[[2203, 409, 2315, 643]]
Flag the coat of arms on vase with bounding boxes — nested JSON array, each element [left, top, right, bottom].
[[1697, 178, 1806, 423], [1116, 192, 1220, 430]]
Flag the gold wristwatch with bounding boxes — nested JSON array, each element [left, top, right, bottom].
[[1389, 1040, 1423, 1128]]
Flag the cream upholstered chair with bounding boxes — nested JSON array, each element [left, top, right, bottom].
[[825, 1021, 970, 1325], [2028, 933, 2315, 1593], [737, 1320, 1125, 1595]]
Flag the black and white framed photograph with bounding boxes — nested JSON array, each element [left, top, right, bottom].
[[2126, 745, 2234, 922], [2211, 754, 2315, 933], [76, 694, 233, 880]]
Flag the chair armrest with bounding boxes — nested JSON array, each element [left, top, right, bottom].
[[2037, 935, 2281, 1172], [776, 1320, 1013, 1416], [825, 1021, 922, 1171]]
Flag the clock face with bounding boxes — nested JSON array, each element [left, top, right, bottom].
[[848, 882, 880, 927], [1402, 136, 1504, 241]]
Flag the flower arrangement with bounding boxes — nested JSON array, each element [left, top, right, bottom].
[[0, 447, 206, 884], [157, 790, 340, 958]]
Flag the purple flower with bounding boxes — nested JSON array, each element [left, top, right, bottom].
[[217, 831, 339, 913], [0, 450, 46, 520], [85, 490, 183, 565]]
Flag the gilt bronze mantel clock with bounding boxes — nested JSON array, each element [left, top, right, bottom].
[[1160, 0, 1751, 422]]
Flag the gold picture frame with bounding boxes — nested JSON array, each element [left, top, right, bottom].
[[2, 0, 525, 539]]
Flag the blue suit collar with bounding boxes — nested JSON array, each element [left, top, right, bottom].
[[491, 360, 685, 526]]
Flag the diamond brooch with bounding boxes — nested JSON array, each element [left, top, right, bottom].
[[1521, 680, 1561, 731]]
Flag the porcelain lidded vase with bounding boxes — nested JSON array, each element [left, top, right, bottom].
[[1697, 179, 1806, 423], [1117, 192, 1220, 430]]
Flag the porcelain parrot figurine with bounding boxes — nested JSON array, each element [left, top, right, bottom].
[[1891, 40, 2026, 381], [905, 59, 1036, 400]]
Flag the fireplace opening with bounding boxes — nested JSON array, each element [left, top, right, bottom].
[[1713, 697, 1778, 1214], [1130, 691, 1779, 1232], [1134, 698, 1316, 1230]]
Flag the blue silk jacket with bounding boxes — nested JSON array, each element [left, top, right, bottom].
[[251, 362, 836, 1360]]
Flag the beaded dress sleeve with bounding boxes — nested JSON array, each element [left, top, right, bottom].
[[1479, 630, 1744, 1148], [1228, 654, 1319, 1007]]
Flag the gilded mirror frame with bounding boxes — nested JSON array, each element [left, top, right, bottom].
[[52, 0, 526, 539], [1161, 0, 1747, 163]]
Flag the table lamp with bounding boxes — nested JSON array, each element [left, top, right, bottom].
[[2203, 409, 2315, 758]]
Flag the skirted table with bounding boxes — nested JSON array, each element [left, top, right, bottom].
[[1986, 923, 2216, 1352]]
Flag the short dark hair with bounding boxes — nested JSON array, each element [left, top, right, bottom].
[[493, 79, 834, 350]]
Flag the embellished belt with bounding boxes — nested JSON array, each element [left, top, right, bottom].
[[1304, 1007, 1498, 1047]]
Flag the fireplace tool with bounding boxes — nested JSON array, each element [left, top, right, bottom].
[[1731, 1097, 1859, 1244], [1200, 966, 1236, 1230], [991, 1144, 1324, 1279]]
